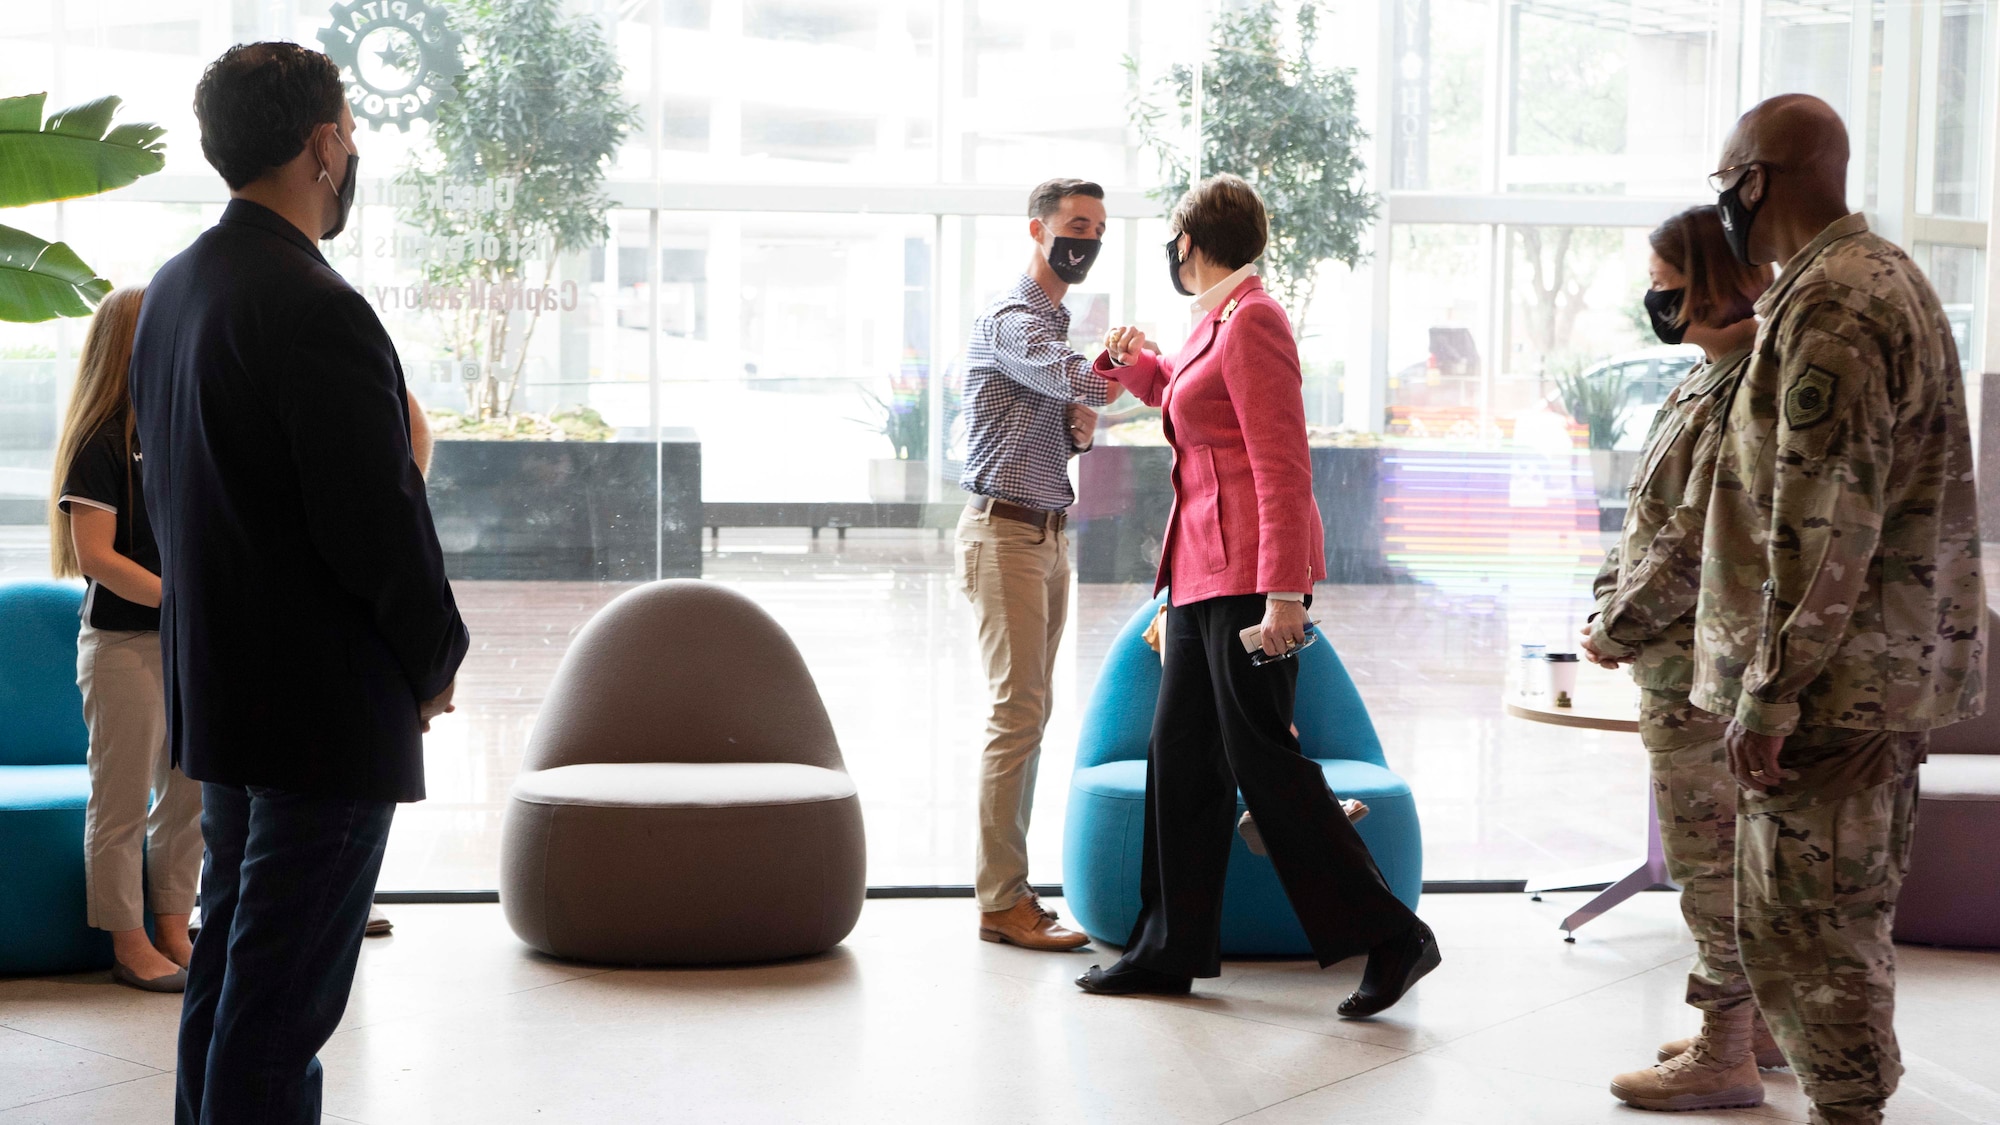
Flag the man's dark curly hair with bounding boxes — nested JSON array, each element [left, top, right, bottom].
[[193, 42, 345, 190]]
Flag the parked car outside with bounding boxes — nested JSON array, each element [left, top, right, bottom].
[[1581, 345, 1704, 452]]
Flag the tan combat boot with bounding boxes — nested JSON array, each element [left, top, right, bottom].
[[1611, 1006, 1764, 1112], [1657, 1006, 1788, 1070]]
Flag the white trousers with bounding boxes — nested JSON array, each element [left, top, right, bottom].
[[77, 623, 202, 931]]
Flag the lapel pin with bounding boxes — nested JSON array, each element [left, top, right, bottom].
[[1219, 298, 1239, 323]]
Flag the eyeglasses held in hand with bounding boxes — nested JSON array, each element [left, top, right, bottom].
[[1249, 623, 1318, 667]]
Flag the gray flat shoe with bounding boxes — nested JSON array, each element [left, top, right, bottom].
[[110, 961, 187, 993]]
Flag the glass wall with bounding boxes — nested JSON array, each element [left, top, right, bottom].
[[3, 0, 1992, 890]]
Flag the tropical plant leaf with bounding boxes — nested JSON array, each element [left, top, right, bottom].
[[0, 93, 42, 133], [0, 92, 166, 208], [45, 95, 121, 139], [0, 221, 112, 322]]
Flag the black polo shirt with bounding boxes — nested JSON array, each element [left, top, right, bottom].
[[58, 420, 162, 632]]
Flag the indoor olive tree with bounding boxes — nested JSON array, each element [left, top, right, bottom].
[[398, 0, 636, 420], [1128, 1, 1375, 332]]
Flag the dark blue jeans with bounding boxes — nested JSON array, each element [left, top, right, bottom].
[[176, 783, 394, 1125]]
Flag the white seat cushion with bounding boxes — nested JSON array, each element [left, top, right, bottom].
[[511, 762, 857, 809], [1919, 754, 2000, 802]]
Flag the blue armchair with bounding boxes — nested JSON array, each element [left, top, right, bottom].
[[1062, 592, 1423, 955], [0, 580, 111, 975]]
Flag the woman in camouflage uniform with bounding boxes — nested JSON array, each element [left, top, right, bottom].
[[1580, 206, 1778, 1113]]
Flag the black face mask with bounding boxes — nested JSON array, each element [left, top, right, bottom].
[[1715, 170, 1763, 266], [1165, 235, 1195, 297], [1644, 288, 1688, 346], [1046, 236, 1101, 284], [319, 136, 359, 241]]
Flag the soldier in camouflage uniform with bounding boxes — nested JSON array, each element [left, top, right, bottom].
[[1584, 206, 1782, 1113], [1692, 95, 1985, 1125]]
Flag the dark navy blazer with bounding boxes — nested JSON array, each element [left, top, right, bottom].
[[130, 199, 468, 803]]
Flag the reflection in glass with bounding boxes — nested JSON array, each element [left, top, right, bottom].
[[1404, 0, 1491, 193], [1928, 2, 1988, 219], [1502, 3, 1716, 196], [1915, 243, 1981, 374], [1762, 2, 1851, 121]]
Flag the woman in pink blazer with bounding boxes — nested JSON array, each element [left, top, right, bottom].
[[1073, 175, 1439, 1017]]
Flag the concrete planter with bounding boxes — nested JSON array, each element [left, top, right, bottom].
[[427, 433, 702, 581], [868, 458, 930, 504]]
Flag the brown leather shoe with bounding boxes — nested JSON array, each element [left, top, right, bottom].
[[979, 893, 1090, 951]]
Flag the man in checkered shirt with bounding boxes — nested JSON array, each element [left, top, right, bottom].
[[957, 178, 1122, 951]]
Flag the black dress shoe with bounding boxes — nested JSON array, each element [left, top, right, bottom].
[[1337, 920, 1441, 1019], [1075, 960, 1193, 996]]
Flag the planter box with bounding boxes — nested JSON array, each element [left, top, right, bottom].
[[427, 433, 702, 581], [1074, 445, 1394, 585], [1588, 449, 1641, 498], [868, 458, 930, 504]]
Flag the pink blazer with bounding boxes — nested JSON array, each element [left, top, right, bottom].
[[1094, 276, 1325, 605]]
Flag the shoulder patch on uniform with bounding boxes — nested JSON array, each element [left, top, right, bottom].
[[1785, 366, 1837, 430]]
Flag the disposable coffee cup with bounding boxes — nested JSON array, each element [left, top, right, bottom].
[[1545, 652, 1580, 707]]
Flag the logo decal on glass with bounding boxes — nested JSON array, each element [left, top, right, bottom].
[[318, 0, 464, 132]]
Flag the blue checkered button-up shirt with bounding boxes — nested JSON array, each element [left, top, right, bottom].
[[958, 274, 1110, 511]]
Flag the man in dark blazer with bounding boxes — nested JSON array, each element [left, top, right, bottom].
[[128, 42, 469, 1124]]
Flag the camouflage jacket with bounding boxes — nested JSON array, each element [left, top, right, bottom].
[[1690, 213, 1985, 736], [1589, 347, 1752, 690]]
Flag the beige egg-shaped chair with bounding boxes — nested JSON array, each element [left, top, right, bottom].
[[500, 581, 866, 964]]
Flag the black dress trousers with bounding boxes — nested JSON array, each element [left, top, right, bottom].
[[1121, 593, 1416, 978]]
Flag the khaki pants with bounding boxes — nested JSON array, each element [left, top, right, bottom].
[[956, 504, 1069, 913], [77, 623, 203, 932], [1736, 727, 1922, 1125], [1639, 687, 1751, 1014]]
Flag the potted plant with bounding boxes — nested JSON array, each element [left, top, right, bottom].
[[1552, 358, 1631, 500], [393, 0, 702, 579], [857, 369, 931, 504]]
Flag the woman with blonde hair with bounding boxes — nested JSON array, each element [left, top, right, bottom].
[[49, 286, 202, 991]]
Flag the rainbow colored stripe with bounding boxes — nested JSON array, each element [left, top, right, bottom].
[[1376, 442, 1604, 598]]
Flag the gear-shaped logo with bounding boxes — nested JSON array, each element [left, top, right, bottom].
[[318, 0, 464, 132]]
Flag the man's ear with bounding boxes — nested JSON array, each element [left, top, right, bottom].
[[1743, 165, 1768, 210], [1029, 217, 1046, 244], [309, 121, 335, 180]]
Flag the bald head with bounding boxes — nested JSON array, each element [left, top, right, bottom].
[[1725, 95, 1849, 191], [1716, 94, 1852, 265]]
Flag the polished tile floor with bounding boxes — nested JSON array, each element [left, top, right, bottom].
[[3, 894, 1997, 1124], [395, 528, 1649, 890]]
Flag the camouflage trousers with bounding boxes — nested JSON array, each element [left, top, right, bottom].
[[1736, 726, 1924, 1125], [1639, 688, 1751, 1013]]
